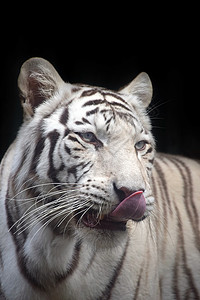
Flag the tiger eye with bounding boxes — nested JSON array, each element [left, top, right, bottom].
[[135, 140, 147, 151]]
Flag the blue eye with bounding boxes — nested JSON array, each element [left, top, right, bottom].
[[135, 140, 147, 151], [76, 131, 103, 149], [77, 132, 97, 143]]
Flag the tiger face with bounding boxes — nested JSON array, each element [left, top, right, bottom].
[[11, 58, 155, 238]]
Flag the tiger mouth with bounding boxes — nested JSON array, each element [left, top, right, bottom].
[[80, 191, 148, 231], [81, 211, 127, 231], [81, 210, 146, 231]]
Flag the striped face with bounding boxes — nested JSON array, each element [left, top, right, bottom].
[[9, 58, 155, 238]]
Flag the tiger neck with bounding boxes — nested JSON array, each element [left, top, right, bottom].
[[15, 223, 129, 291]]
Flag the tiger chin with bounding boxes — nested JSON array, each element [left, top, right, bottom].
[[0, 58, 199, 300]]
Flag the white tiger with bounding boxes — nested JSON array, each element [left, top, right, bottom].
[[0, 57, 199, 300]]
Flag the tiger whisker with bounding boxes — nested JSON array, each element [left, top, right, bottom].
[[13, 197, 91, 236], [26, 201, 93, 241], [14, 192, 72, 208], [64, 203, 95, 233], [9, 186, 80, 210], [15, 194, 73, 226], [15, 206, 71, 236], [147, 100, 170, 115], [55, 200, 92, 228], [10, 195, 83, 234], [9, 181, 82, 201]]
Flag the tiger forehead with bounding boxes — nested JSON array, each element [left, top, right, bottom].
[[66, 88, 138, 128], [66, 86, 136, 122], [79, 87, 132, 111], [58, 85, 143, 135]]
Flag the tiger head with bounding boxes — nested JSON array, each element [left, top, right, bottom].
[[10, 58, 155, 241]]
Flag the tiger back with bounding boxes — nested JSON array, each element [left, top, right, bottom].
[[0, 57, 199, 300]]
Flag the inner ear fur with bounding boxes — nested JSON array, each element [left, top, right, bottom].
[[120, 72, 153, 108], [18, 57, 64, 118]]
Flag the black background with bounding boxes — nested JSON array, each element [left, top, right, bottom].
[[0, 7, 199, 161]]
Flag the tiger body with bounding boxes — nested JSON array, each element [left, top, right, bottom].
[[0, 58, 199, 299]]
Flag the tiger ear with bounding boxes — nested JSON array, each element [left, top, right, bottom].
[[120, 72, 153, 108], [18, 57, 64, 119]]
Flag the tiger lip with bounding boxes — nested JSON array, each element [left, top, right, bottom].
[[82, 213, 127, 231], [81, 191, 147, 231]]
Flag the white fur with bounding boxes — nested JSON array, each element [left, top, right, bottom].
[[0, 58, 199, 299]]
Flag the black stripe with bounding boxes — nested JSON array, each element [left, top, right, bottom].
[[76, 163, 94, 182], [68, 135, 86, 148], [68, 136, 86, 150], [17, 239, 81, 291], [173, 204, 199, 299], [6, 198, 82, 292], [68, 162, 83, 181], [133, 265, 143, 300], [82, 117, 91, 125], [6, 194, 45, 291], [169, 156, 200, 253], [47, 130, 60, 182], [81, 90, 133, 117], [150, 175, 161, 238], [73, 147, 84, 152], [100, 109, 110, 115], [6, 182, 29, 243], [81, 89, 133, 113], [60, 107, 69, 125], [98, 239, 129, 300], [12, 145, 29, 179], [0, 284, 7, 300], [71, 87, 81, 93], [68, 161, 92, 182], [86, 107, 99, 116], [109, 101, 132, 112], [154, 159, 172, 213], [102, 91, 129, 104], [81, 89, 99, 97], [145, 147, 153, 154], [30, 135, 45, 173], [55, 240, 81, 283], [148, 158, 154, 164], [18, 251, 46, 291], [5, 195, 18, 239], [106, 124, 110, 132], [0, 247, 3, 270], [172, 203, 181, 300], [72, 155, 80, 159], [64, 128, 70, 136], [84, 251, 96, 274], [65, 145, 71, 155], [75, 121, 84, 125], [105, 116, 113, 125], [82, 99, 104, 107], [153, 159, 172, 257], [68, 135, 79, 143]]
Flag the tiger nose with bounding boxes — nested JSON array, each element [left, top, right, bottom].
[[113, 183, 144, 202]]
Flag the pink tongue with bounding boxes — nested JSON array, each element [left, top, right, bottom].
[[110, 191, 146, 221]]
